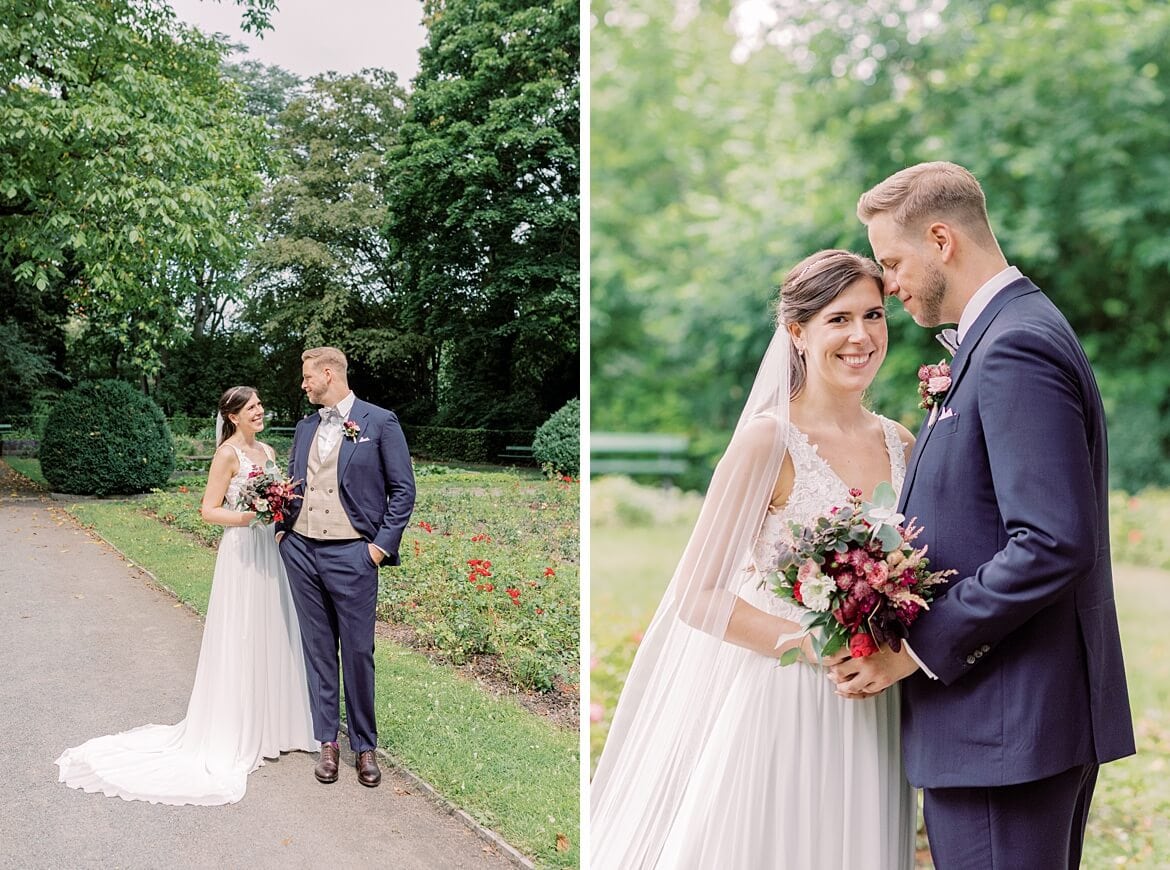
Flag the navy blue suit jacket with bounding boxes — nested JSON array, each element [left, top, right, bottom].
[[276, 399, 416, 565], [899, 277, 1135, 788]]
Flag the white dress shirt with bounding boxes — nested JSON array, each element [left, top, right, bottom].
[[957, 266, 1022, 343], [316, 391, 356, 459]]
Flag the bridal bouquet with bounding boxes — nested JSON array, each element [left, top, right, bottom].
[[235, 460, 301, 526], [765, 483, 954, 666]]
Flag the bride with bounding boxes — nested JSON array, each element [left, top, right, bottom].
[[56, 386, 318, 805], [591, 250, 918, 868]]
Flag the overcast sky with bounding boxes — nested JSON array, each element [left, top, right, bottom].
[[168, 0, 428, 82]]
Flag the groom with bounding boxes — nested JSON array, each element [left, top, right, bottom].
[[276, 346, 416, 787], [831, 162, 1135, 867]]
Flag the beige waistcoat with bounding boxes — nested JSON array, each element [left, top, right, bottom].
[[294, 434, 360, 540]]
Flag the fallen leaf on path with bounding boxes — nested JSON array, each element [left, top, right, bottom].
[[281, 837, 293, 846], [393, 786, 411, 795], [556, 834, 570, 853]]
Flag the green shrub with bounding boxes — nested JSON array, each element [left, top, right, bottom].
[[532, 399, 580, 477], [40, 380, 175, 496], [404, 425, 535, 464]]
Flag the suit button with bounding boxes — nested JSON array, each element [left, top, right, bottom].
[[981, 644, 991, 653], [974, 650, 983, 658], [966, 655, 976, 665], [328, 488, 334, 494], [325, 509, 330, 514], [308, 507, 313, 512], [323, 529, 329, 534]]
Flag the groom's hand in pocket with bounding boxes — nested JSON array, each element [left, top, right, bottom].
[[367, 543, 385, 566], [829, 644, 919, 699]]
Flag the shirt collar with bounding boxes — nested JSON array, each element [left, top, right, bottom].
[[957, 266, 1022, 342], [321, 391, 356, 420]]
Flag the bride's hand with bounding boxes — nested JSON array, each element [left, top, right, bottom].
[[785, 634, 849, 667]]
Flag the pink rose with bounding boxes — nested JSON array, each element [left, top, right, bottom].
[[928, 375, 952, 393], [797, 559, 820, 584]]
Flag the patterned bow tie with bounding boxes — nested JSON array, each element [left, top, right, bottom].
[[319, 406, 341, 424], [936, 328, 960, 356]]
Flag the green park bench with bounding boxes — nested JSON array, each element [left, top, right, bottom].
[[591, 432, 690, 479], [499, 444, 535, 462]]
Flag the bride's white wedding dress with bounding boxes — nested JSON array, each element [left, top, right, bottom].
[[56, 446, 318, 805], [596, 417, 916, 869]]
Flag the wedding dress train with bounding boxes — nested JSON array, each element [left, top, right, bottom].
[[56, 446, 318, 805]]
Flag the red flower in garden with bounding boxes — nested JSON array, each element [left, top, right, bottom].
[[418, 520, 434, 533], [471, 533, 492, 543], [535, 607, 544, 615], [544, 567, 556, 577], [484, 583, 494, 592], [506, 587, 521, 600]]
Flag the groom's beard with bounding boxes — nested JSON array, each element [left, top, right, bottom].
[[916, 264, 949, 327]]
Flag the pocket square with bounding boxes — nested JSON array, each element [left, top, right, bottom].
[[938, 407, 956, 421], [358, 436, 371, 443]]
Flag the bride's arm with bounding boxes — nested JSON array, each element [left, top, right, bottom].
[[200, 445, 257, 527], [674, 415, 828, 661], [719, 453, 838, 663]]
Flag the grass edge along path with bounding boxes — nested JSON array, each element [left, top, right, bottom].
[[66, 500, 579, 869]]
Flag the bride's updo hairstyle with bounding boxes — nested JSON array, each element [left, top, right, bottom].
[[776, 249, 884, 399], [217, 386, 259, 446]]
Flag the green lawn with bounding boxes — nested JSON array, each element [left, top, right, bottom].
[[591, 481, 1170, 867], [63, 482, 578, 869]]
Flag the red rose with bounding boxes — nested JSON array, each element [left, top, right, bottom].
[[792, 579, 803, 604], [849, 633, 878, 658]]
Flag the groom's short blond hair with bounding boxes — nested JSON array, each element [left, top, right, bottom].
[[302, 346, 348, 376], [857, 161, 998, 249]]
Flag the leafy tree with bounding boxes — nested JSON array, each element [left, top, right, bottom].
[[244, 69, 433, 419], [0, 0, 271, 378], [0, 321, 57, 419], [389, 0, 580, 429]]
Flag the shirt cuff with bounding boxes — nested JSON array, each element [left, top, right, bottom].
[[371, 542, 390, 558], [903, 641, 938, 680]]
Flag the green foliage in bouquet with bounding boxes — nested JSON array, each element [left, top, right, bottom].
[[532, 398, 580, 478], [40, 380, 175, 496]]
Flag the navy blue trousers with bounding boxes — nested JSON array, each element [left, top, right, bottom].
[[924, 763, 1099, 870], [279, 531, 379, 753]]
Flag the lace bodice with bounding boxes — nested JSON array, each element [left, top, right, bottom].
[[223, 445, 267, 509], [739, 416, 907, 618]]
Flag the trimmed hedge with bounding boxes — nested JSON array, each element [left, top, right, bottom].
[[40, 380, 175, 496], [532, 399, 580, 477], [403, 425, 536, 465]]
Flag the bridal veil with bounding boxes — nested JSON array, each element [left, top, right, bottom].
[[590, 328, 792, 868]]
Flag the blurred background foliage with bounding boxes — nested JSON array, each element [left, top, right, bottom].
[[591, 0, 1170, 494]]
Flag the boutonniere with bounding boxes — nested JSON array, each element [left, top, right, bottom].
[[918, 360, 952, 412], [342, 419, 361, 441]]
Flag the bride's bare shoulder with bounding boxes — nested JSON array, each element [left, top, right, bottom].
[[732, 413, 789, 456]]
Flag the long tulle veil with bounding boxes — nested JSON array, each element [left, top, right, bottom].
[[590, 329, 792, 868]]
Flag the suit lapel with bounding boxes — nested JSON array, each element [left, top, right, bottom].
[[898, 278, 1040, 509], [296, 414, 321, 480], [336, 399, 368, 481]]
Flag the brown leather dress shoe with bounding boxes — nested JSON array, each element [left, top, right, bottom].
[[315, 743, 340, 784], [355, 749, 381, 787]]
